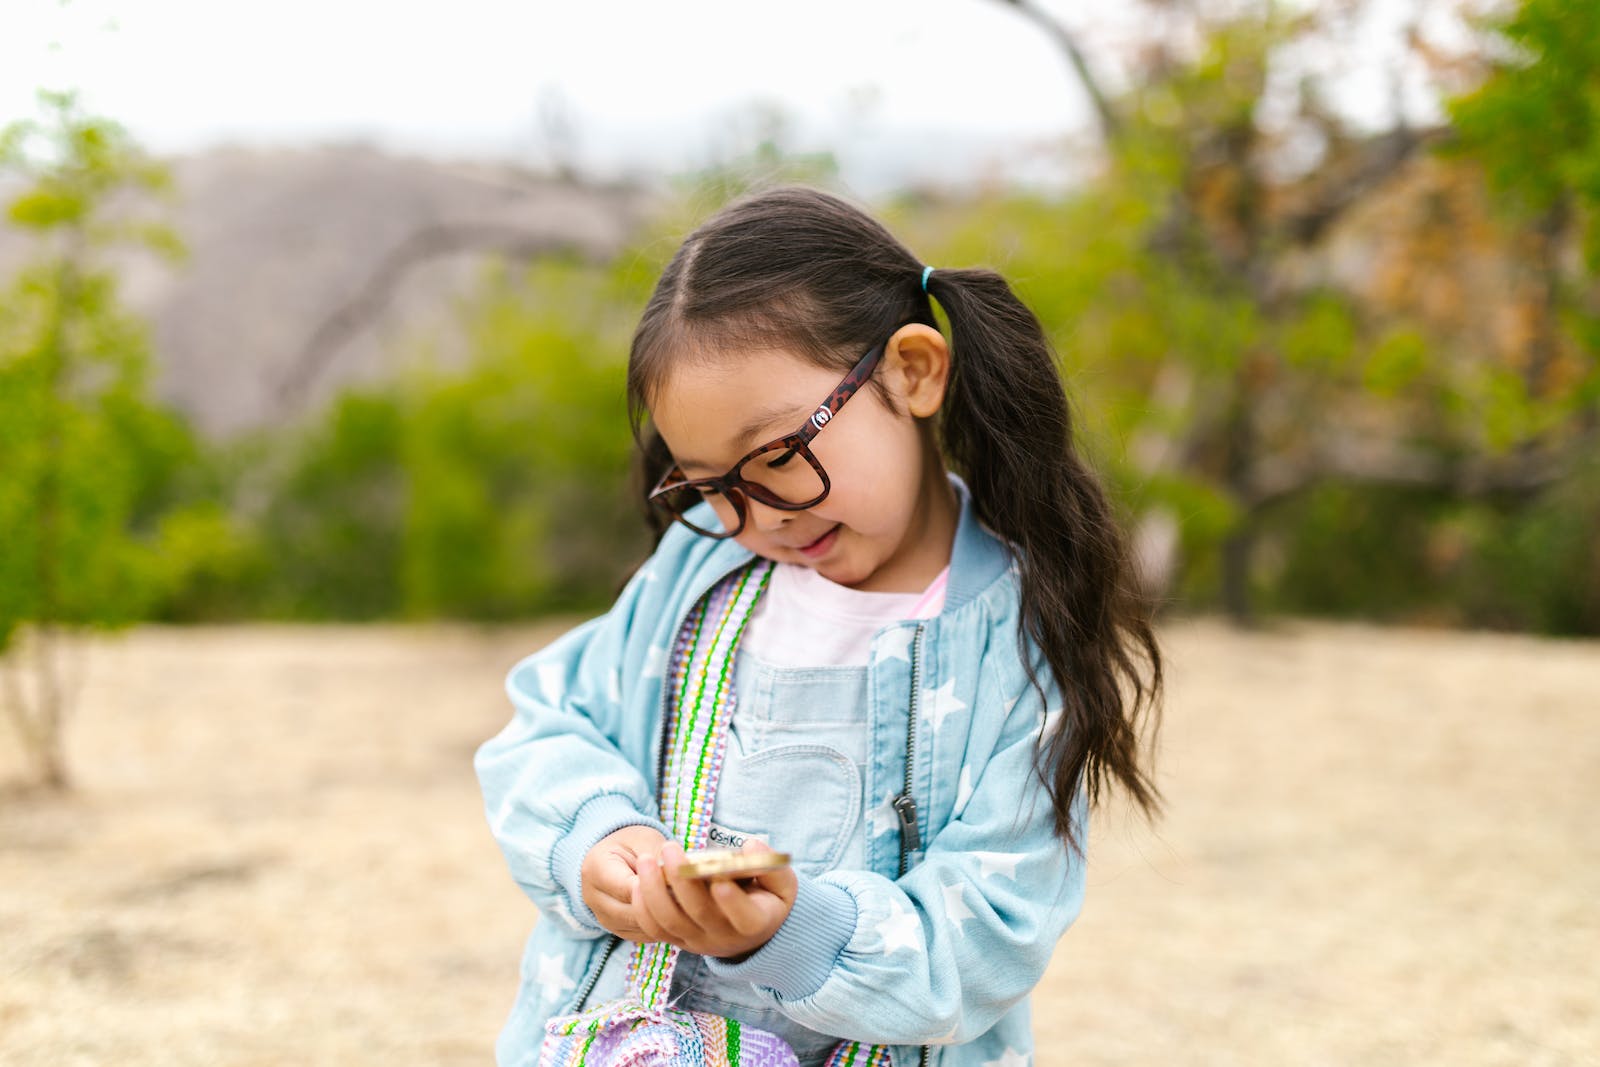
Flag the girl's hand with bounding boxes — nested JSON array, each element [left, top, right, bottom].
[[581, 824, 666, 941], [632, 839, 798, 960]]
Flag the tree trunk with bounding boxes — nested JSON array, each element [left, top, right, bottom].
[[35, 624, 68, 791], [1220, 523, 1257, 626], [1221, 364, 1259, 626]]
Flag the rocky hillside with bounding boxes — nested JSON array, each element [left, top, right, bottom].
[[0, 143, 663, 436]]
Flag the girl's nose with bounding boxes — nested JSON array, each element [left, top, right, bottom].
[[745, 498, 793, 533]]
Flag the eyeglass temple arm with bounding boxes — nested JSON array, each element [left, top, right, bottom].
[[795, 342, 885, 445]]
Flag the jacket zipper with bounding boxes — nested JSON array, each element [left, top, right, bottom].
[[568, 554, 759, 1016], [892, 624, 933, 1067], [570, 933, 620, 1013], [892, 623, 926, 877]]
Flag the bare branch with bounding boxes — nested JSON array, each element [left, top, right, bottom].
[[276, 224, 606, 412], [992, 0, 1123, 145], [1249, 431, 1593, 510], [1281, 125, 1452, 246]]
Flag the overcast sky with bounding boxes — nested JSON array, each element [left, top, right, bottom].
[[2, 0, 1465, 194]]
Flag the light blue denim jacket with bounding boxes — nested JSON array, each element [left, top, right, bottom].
[[475, 474, 1087, 1067]]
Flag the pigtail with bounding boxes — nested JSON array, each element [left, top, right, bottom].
[[928, 268, 1164, 855]]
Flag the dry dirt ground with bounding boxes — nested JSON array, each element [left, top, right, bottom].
[[0, 619, 1595, 1066]]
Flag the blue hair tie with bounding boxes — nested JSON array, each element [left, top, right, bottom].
[[921, 265, 935, 292]]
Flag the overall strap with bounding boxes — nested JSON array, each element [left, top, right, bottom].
[[628, 559, 774, 1010]]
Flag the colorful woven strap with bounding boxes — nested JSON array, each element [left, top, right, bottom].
[[543, 1002, 766, 1067], [821, 1041, 895, 1067], [628, 560, 774, 1010]]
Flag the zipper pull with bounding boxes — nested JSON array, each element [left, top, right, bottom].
[[891, 793, 922, 853]]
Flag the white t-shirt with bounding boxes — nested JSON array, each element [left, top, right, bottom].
[[739, 561, 949, 668]]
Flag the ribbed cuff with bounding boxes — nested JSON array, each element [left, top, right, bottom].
[[551, 793, 668, 931], [702, 874, 857, 1000]]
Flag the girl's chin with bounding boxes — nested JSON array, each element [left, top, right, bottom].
[[810, 552, 879, 589]]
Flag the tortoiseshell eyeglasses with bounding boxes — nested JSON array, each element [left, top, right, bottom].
[[647, 336, 888, 539]]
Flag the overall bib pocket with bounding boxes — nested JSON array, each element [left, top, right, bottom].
[[716, 657, 871, 874]]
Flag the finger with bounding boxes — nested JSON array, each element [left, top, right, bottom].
[[588, 894, 647, 941], [749, 863, 798, 901], [636, 851, 701, 944], [708, 878, 786, 939], [739, 840, 798, 901], [660, 843, 735, 935], [612, 832, 656, 872], [588, 852, 642, 902], [630, 871, 666, 943], [708, 879, 761, 936]]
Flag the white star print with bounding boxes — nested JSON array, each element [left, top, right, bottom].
[[921, 679, 967, 733], [932, 1020, 962, 1044], [536, 662, 564, 705], [536, 953, 575, 998], [873, 627, 915, 664], [542, 898, 579, 931], [641, 644, 666, 679], [983, 1048, 1029, 1067], [972, 851, 1025, 881], [875, 900, 923, 955], [941, 883, 975, 936], [871, 794, 900, 840], [954, 766, 974, 813]]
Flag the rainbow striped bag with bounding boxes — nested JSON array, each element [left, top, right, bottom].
[[538, 561, 893, 1067]]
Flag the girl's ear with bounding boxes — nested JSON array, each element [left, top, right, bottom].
[[884, 324, 951, 419]]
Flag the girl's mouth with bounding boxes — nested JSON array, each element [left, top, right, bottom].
[[798, 524, 841, 559]]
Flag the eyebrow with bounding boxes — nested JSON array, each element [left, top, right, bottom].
[[673, 401, 814, 472]]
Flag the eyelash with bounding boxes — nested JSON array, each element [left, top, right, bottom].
[[673, 447, 795, 493]]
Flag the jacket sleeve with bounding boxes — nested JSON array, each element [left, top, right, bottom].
[[701, 663, 1085, 1045], [474, 560, 671, 940]]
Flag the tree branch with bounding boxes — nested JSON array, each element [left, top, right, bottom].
[[1281, 125, 1452, 246], [992, 0, 1122, 145], [276, 223, 606, 412], [1248, 430, 1593, 510]]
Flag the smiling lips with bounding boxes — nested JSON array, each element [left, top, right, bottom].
[[795, 524, 841, 558]]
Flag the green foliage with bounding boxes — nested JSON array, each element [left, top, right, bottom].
[[1363, 328, 1431, 397], [1448, 0, 1600, 243], [0, 90, 225, 786], [398, 261, 644, 617], [231, 259, 649, 621], [1259, 457, 1600, 636], [0, 91, 212, 648], [1456, 455, 1600, 634], [252, 391, 406, 619], [1447, 0, 1600, 423], [1258, 484, 1454, 621]]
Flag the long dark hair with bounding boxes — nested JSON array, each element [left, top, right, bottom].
[[625, 185, 1162, 852]]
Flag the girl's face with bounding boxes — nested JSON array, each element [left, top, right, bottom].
[[648, 325, 958, 593]]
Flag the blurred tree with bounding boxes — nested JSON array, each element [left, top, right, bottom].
[[398, 258, 646, 617], [980, 0, 1596, 623], [248, 117, 839, 621], [1448, 0, 1600, 410], [0, 90, 195, 789], [240, 257, 649, 620]]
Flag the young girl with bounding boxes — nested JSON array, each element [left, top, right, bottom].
[[476, 185, 1163, 1066]]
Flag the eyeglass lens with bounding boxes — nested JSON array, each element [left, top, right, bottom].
[[654, 441, 828, 536]]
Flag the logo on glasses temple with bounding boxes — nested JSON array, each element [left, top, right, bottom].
[[810, 407, 833, 430]]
